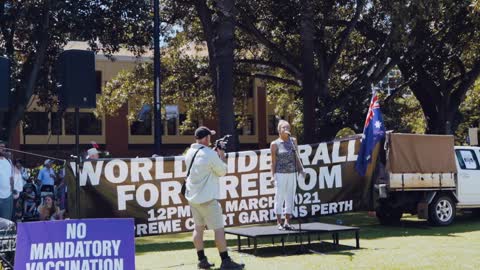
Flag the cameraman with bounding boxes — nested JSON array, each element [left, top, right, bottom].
[[185, 126, 244, 270]]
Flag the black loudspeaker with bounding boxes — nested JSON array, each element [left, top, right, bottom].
[[0, 57, 10, 111], [57, 50, 96, 108]]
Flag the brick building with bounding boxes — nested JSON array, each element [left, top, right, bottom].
[[9, 42, 289, 165]]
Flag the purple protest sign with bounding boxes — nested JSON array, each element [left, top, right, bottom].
[[14, 218, 135, 270]]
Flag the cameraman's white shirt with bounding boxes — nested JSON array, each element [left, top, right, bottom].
[[185, 143, 227, 204], [0, 158, 13, 199]]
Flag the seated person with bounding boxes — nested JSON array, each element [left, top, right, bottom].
[[38, 195, 64, 221], [14, 197, 23, 222], [23, 183, 37, 217]]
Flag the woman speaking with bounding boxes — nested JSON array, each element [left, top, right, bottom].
[[270, 120, 305, 230]]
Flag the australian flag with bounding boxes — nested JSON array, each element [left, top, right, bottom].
[[355, 90, 386, 176]]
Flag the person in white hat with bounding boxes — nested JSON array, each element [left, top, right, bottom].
[[86, 148, 100, 159]]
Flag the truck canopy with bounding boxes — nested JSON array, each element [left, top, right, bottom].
[[387, 133, 457, 174]]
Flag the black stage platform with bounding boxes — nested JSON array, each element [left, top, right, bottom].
[[224, 222, 360, 255]]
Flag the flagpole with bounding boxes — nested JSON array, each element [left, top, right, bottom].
[[361, 85, 376, 134], [355, 85, 386, 176]]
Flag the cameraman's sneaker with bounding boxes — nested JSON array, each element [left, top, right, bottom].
[[198, 257, 214, 269], [220, 257, 245, 270]]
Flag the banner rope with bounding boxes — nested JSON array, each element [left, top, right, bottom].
[[1, 146, 67, 163]]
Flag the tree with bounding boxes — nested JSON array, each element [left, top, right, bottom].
[[356, 1, 480, 135], [382, 91, 426, 134], [192, 0, 239, 150], [472, 0, 480, 11], [456, 79, 480, 144], [96, 33, 215, 133], [125, 0, 241, 150], [0, 0, 177, 142], [397, 1, 480, 134], [234, 0, 370, 142], [96, 31, 255, 140]]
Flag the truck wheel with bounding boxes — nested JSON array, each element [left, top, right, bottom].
[[376, 205, 402, 225], [428, 195, 455, 226]]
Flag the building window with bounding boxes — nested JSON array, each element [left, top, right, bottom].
[[164, 105, 179, 135], [65, 112, 102, 135], [179, 114, 198, 135], [268, 115, 279, 135], [96, 71, 102, 94], [51, 112, 63, 135], [166, 117, 177, 135], [236, 115, 255, 136], [23, 112, 49, 135], [131, 112, 153, 135], [248, 79, 254, 98], [245, 115, 255, 135], [236, 116, 243, 136]]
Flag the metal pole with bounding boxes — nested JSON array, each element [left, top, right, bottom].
[[22, 121, 27, 161], [153, 0, 162, 154], [75, 107, 80, 218]]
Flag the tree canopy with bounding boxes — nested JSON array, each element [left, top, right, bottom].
[[3, 0, 480, 147], [96, 31, 254, 136], [0, 0, 167, 141]]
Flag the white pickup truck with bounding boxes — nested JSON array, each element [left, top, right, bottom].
[[373, 133, 480, 226], [453, 146, 480, 208]]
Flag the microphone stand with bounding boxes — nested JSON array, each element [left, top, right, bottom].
[[288, 134, 308, 254]]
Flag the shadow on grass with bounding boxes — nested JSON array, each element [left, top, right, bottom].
[[136, 229, 361, 255], [302, 211, 480, 239], [136, 211, 480, 254], [232, 241, 358, 258]]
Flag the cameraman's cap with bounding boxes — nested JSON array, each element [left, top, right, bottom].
[[195, 126, 216, 139]]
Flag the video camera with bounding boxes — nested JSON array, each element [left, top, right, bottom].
[[214, 135, 232, 151]]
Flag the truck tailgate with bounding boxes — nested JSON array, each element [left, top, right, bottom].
[[389, 173, 456, 190]]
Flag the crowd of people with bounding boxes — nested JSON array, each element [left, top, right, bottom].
[[1, 123, 303, 269], [0, 141, 67, 223]]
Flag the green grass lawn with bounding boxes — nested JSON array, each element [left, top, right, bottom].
[[135, 212, 480, 270]]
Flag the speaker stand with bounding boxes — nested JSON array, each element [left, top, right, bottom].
[[74, 107, 81, 218]]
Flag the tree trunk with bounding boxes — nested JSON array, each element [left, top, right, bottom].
[[408, 79, 458, 135], [317, 121, 342, 140], [1, 0, 50, 143], [194, 0, 238, 151], [423, 99, 456, 135], [212, 0, 238, 151], [194, 1, 218, 95], [300, 0, 317, 143]]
